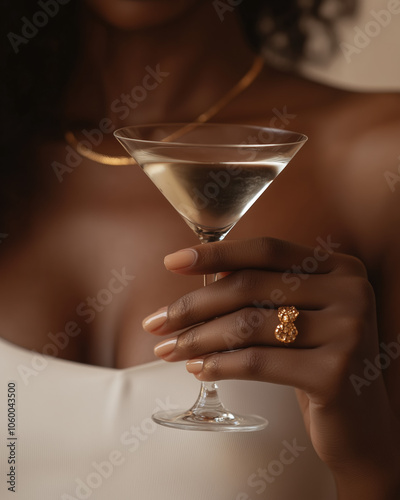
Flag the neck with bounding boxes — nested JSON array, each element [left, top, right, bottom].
[[65, 1, 256, 127]]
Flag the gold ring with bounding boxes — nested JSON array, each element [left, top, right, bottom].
[[274, 306, 299, 344]]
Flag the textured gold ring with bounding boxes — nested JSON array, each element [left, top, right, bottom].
[[274, 306, 299, 344]]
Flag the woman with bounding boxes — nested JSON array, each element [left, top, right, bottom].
[[0, 0, 399, 498]]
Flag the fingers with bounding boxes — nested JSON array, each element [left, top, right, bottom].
[[185, 346, 317, 392], [154, 308, 326, 362], [163, 236, 367, 277], [143, 271, 352, 336], [144, 236, 374, 395]]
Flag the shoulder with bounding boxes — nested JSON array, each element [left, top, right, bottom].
[[223, 64, 400, 258], [333, 93, 400, 188], [324, 92, 400, 264]]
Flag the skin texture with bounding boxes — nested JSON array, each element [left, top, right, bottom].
[[1, 1, 400, 497]]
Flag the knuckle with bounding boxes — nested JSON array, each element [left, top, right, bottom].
[[346, 276, 376, 315], [235, 308, 265, 340], [257, 236, 286, 263], [354, 276, 375, 302], [232, 269, 261, 295], [169, 293, 196, 324], [315, 349, 350, 399], [334, 275, 375, 317], [240, 347, 267, 377], [202, 242, 228, 271], [203, 355, 222, 379], [178, 328, 201, 352], [210, 243, 227, 268], [349, 256, 368, 277], [337, 315, 367, 350], [335, 253, 368, 278], [310, 344, 360, 403]]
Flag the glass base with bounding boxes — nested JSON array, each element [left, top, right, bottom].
[[152, 408, 268, 432]]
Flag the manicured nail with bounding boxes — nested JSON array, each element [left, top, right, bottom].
[[186, 359, 204, 374], [164, 249, 198, 270], [142, 307, 168, 332], [154, 337, 177, 357]]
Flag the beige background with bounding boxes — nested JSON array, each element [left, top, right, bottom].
[[300, 0, 400, 91]]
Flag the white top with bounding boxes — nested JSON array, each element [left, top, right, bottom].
[[0, 337, 336, 499]]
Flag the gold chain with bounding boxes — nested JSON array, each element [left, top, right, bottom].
[[65, 55, 264, 166]]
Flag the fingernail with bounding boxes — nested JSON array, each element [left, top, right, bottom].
[[154, 337, 177, 357], [186, 359, 204, 374], [164, 249, 198, 270], [142, 307, 168, 332]]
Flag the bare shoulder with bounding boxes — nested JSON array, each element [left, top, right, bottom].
[[325, 93, 400, 260], [223, 66, 399, 260]]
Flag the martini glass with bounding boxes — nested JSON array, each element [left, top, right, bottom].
[[114, 123, 307, 432]]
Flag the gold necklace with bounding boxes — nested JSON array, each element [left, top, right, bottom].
[[65, 55, 264, 166]]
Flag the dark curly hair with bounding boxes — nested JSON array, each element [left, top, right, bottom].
[[0, 0, 357, 236], [240, 0, 357, 63]]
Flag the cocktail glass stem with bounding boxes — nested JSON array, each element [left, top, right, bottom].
[[188, 382, 227, 417], [187, 269, 228, 420]]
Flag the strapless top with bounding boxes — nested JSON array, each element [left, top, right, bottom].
[[0, 336, 336, 499]]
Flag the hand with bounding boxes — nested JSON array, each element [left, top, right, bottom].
[[143, 237, 400, 498]]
